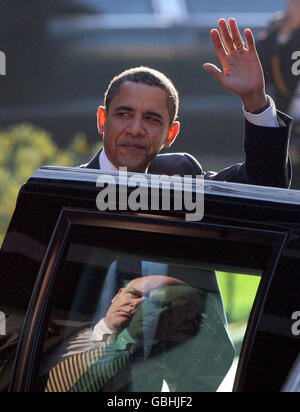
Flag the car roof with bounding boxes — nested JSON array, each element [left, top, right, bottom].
[[22, 166, 300, 230], [29, 165, 300, 204]]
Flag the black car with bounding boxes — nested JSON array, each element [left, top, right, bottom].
[[0, 166, 299, 393]]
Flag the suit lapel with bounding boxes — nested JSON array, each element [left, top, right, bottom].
[[85, 149, 102, 169]]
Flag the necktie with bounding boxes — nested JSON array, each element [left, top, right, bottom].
[[40, 335, 134, 392]]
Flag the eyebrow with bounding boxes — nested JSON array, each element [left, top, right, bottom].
[[114, 106, 163, 121], [114, 105, 133, 112], [146, 111, 163, 121]]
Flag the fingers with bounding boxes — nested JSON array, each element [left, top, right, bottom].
[[228, 18, 245, 51], [244, 28, 257, 52], [211, 18, 251, 54], [210, 28, 227, 61], [202, 63, 225, 86], [218, 19, 235, 53]]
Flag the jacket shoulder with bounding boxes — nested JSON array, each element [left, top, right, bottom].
[[148, 152, 203, 177]]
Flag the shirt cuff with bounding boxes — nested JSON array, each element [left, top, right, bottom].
[[243, 96, 279, 128]]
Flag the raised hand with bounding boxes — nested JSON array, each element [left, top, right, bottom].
[[203, 18, 268, 112]]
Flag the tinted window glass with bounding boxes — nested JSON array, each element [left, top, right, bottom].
[[32, 222, 272, 392]]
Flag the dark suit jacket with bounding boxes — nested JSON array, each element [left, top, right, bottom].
[[81, 114, 292, 189]]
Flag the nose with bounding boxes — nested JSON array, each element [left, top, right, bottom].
[[126, 117, 146, 137]]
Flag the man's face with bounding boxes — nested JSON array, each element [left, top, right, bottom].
[[103, 279, 145, 334], [103, 275, 186, 334], [97, 81, 179, 173]]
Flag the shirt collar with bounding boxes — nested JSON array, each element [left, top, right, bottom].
[[99, 148, 119, 171], [91, 318, 116, 341], [99, 147, 149, 173]]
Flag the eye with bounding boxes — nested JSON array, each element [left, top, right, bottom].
[[116, 111, 130, 119], [126, 289, 143, 299], [145, 115, 161, 124]]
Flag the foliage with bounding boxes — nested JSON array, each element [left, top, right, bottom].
[[217, 271, 261, 323], [0, 123, 102, 246]]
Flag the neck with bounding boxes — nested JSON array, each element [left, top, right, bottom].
[[102, 149, 148, 173]]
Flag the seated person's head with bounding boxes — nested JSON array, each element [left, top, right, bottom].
[[104, 275, 203, 345]]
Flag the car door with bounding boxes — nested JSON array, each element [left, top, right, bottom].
[[8, 207, 287, 392]]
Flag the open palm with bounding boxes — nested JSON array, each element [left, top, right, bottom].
[[203, 19, 266, 110]]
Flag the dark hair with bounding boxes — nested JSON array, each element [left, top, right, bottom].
[[104, 66, 179, 123]]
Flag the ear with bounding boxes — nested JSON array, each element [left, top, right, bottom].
[[97, 106, 107, 135], [164, 121, 180, 148]]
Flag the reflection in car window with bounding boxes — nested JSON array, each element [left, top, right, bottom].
[[186, 0, 286, 13], [34, 225, 262, 392]]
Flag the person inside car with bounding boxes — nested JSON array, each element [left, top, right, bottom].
[[81, 18, 292, 189], [40, 275, 235, 392]]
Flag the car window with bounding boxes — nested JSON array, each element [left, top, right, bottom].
[[281, 353, 300, 392], [9, 210, 284, 393], [186, 0, 287, 13], [35, 226, 261, 392]]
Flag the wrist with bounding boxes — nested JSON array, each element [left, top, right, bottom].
[[243, 95, 279, 127], [248, 96, 271, 114], [242, 92, 268, 113]]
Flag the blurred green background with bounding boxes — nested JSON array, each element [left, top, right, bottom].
[[0, 123, 101, 246], [217, 271, 261, 360], [217, 271, 261, 324]]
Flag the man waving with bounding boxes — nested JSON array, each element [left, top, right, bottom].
[[82, 18, 292, 189]]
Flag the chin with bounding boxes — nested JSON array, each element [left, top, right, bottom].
[[115, 320, 130, 334], [118, 154, 148, 173], [120, 160, 147, 173], [127, 166, 146, 173]]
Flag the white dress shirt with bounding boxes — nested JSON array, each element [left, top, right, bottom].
[[99, 148, 118, 171], [91, 318, 116, 341], [243, 95, 279, 127]]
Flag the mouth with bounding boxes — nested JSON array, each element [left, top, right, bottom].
[[118, 143, 148, 151], [118, 311, 133, 319]]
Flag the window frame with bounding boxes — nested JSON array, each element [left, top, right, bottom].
[[9, 207, 287, 392]]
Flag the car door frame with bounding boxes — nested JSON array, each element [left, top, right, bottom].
[[8, 207, 288, 392]]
